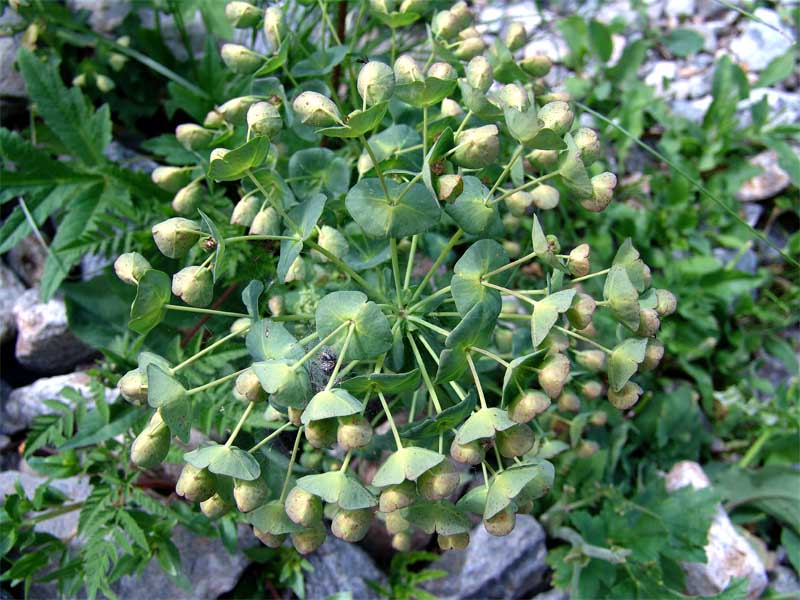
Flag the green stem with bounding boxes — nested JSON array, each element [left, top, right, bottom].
[[484, 145, 524, 204], [407, 315, 449, 337], [471, 346, 510, 368], [166, 304, 249, 319], [454, 109, 473, 136], [225, 234, 297, 244], [466, 352, 488, 410], [493, 443, 504, 472], [739, 429, 771, 468], [482, 251, 537, 280], [325, 323, 355, 390], [422, 105, 429, 158], [248, 422, 293, 453], [225, 401, 255, 447], [490, 171, 560, 206], [414, 332, 467, 401], [378, 391, 403, 450], [555, 326, 612, 354], [187, 368, 248, 395], [407, 333, 442, 413], [246, 170, 299, 232], [359, 135, 391, 202], [409, 285, 451, 313], [409, 229, 463, 303], [24, 502, 85, 525], [481, 462, 490, 489], [390, 238, 404, 306], [570, 268, 610, 284], [403, 235, 418, 293], [173, 326, 251, 372], [293, 322, 348, 370], [279, 426, 304, 503], [481, 282, 537, 307]]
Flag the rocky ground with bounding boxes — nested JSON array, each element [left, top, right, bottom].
[[1, 0, 797, 598]]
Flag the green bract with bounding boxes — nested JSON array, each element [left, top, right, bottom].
[[116, 0, 675, 557]]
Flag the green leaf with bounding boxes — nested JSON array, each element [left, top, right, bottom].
[[371, 447, 444, 487], [246, 319, 304, 362], [252, 359, 311, 409], [184, 443, 261, 480], [253, 42, 289, 76], [403, 390, 477, 441], [485, 460, 554, 519], [504, 103, 540, 145], [247, 500, 303, 534], [291, 45, 349, 78], [300, 388, 362, 424], [358, 124, 421, 175], [208, 137, 270, 181], [372, 10, 420, 28], [287, 149, 350, 199], [756, 50, 796, 88], [401, 500, 470, 535], [315, 291, 393, 360], [589, 20, 613, 62], [436, 303, 500, 383], [456, 407, 516, 444], [422, 127, 453, 198], [17, 48, 110, 166], [146, 364, 190, 442], [341, 370, 420, 395], [558, 134, 592, 198], [277, 239, 303, 283], [486, 38, 527, 84], [608, 338, 648, 392], [715, 465, 800, 532], [317, 102, 388, 138], [128, 270, 171, 335], [451, 239, 508, 316], [445, 176, 502, 236], [501, 351, 545, 406], [198, 210, 226, 282], [297, 471, 376, 510], [603, 265, 640, 331], [345, 178, 440, 239], [612, 239, 650, 292], [531, 289, 576, 347], [286, 193, 326, 240], [242, 280, 264, 319], [395, 76, 457, 108], [663, 28, 704, 58], [456, 485, 488, 515]]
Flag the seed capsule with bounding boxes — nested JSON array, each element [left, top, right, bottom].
[[505, 22, 526, 51], [231, 195, 261, 227], [254, 528, 285, 548], [285, 486, 322, 527], [454, 37, 485, 60], [263, 6, 286, 50], [609, 381, 642, 410], [393, 54, 423, 85], [293, 91, 341, 127], [577, 440, 599, 458], [314, 225, 349, 262], [357, 61, 395, 106], [225, 1, 262, 28], [427, 61, 457, 82], [95, 74, 114, 93], [484, 506, 516, 537], [538, 353, 570, 399], [440, 97, 463, 118], [589, 410, 608, 427], [581, 172, 617, 212], [498, 83, 529, 112], [235, 368, 266, 403], [531, 185, 560, 210], [250, 207, 281, 236], [568, 244, 591, 277], [573, 127, 601, 165], [131, 411, 170, 469], [432, 10, 460, 40], [520, 54, 552, 78], [288, 407, 303, 427], [527, 149, 558, 170], [337, 415, 373, 450], [438, 532, 469, 550], [172, 266, 214, 308], [642, 338, 665, 370], [230, 317, 252, 336], [378, 481, 417, 513], [449, 438, 485, 465], [176, 464, 215, 503], [575, 350, 606, 373], [655, 289, 677, 316], [172, 184, 205, 216], [539, 101, 574, 136], [437, 174, 464, 202], [247, 101, 282, 137], [583, 381, 606, 401], [418, 460, 459, 501], [114, 252, 151, 285], [557, 391, 581, 413], [152, 217, 202, 259], [332, 508, 372, 542], [291, 523, 327, 554], [152, 166, 192, 192], [221, 43, 264, 75], [508, 390, 551, 423], [201, 493, 231, 519], [392, 531, 412, 551], [234, 477, 270, 513], [384, 510, 410, 534], [119, 368, 148, 405], [304, 418, 337, 448], [496, 424, 534, 458], [566, 293, 596, 330], [466, 56, 493, 93], [450, 1, 472, 28], [637, 308, 661, 337], [504, 191, 532, 217], [204, 110, 225, 128], [219, 96, 260, 125], [453, 125, 499, 169], [176, 123, 215, 151]]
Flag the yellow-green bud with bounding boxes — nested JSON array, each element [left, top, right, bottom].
[[285, 256, 306, 282], [221, 43, 264, 75], [642, 338, 665, 370], [539, 91, 571, 103], [152, 166, 192, 192], [231, 317, 252, 336], [291, 523, 327, 555], [292, 91, 341, 127], [225, 1, 262, 28], [567, 293, 596, 330], [495, 328, 514, 353], [577, 440, 599, 458], [503, 240, 521, 258], [131, 412, 170, 469], [288, 407, 303, 426], [219, 96, 260, 125], [432, 10, 460, 40], [527, 149, 558, 170], [231, 195, 261, 227], [466, 55, 493, 93], [337, 415, 373, 450], [539, 101, 574, 136], [498, 83, 529, 112], [264, 6, 286, 50], [521, 54, 552, 78], [313, 225, 349, 262], [609, 381, 642, 410], [583, 381, 605, 400], [637, 308, 661, 337], [204, 109, 225, 128], [332, 508, 372, 542], [590, 410, 608, 426], [285, 486, 322, 527], [418, 460, 459, 501], [175, 123, 215, 151], [109, 52, 127, 72], [508, 390, 550, 423], [247, 101, 282, 137], [378, 481, 417, 512], [72, 73, 87, 87], [530, 185, 560, 210], [369, 0, 396, 14], [557, 391, 581, 413], [201, 493, 231, 519], [484, 506, 515, 537], [234, 477, 270, 513], [581, 172, 616, 212], [176, 464, 215, 503], [385, 509, 410, 534], [235, 368, 266, 403], [441, 97, 463, 118], [539, 353, 570, 399], [304, 418, 337, 448], [449, 438, 484, 465], [250, 207, 281, 236], [393, 54, 423, 84], [96, 74, 115, 93], [573, 127, 601, 165], [437, 174, 464, 202], [172, 184, 205, 216], [575, 349, 606, 372], [427, 61, 457, 82], [399, 0, 426, 14], [458, 26, 481, 40], [392, 531, 412, 551], [254, 528, 285, 548], [114, 252, 151, 285], [505, 22, 526, 51], [119, 368, 148, 405], [655, 289, 677, 316], [172, 266, 214, 307], [438, 532, 469, 550], [496, 424, 534, 458], [152, 217, 202, 258], [357, 61, 395, 106], [453, 125, 499, 169], [454, 37, 486, 60], [568, 244, 591, 277]]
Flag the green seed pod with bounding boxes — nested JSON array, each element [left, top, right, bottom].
[[250, 206, 281, 236], [131, 413, 170, 469], [384, 509, 410, 534], [545, 234, 561, 256], [484, 506, 516, 537], [332, 508, 372, 542], [304, 418, 337, 448], [285, 256, 306, 282], [437, 174, 464, 202], [520, 54, 552, 78], [313, 225, 349, 262], [172, 266, 214, 308], [379, 481, 417, 513], [453, 125, 499, 169], [285, 486, 322, 527], [566, 293, 596, 330], [247, 101, 282, 137], [539, 101, 574, 136], [609, 382, 642, 410], [393, 54, 423, 85], [498, 83, 529, 112], [152, 217, 202, 259], [466, 56, 493, 93], [254, 528, 285, 548], [219, 96, 260, 125], [449, 438, 484, 465], [114, 252, 151, 285], [441, 97, 463, 118], [527, 149, 558, 170], [235, 368, 266, 403], [288, 407, 303, 427], [152, 166, 192, 193], [642, 338, 665, 371], [204, 109, 225, 128], [577, 440, 599, 458], [72, 73, 87, 87], [655, 289, 677, 317], [503, 240, 521, 258], [392, 531, 412, 551], [292, 91, 341, 127], [109, 52, 127, 72], [263, 6, 286, 50], [369, 0, 396, 14], [225, 1, 262, 28], [557, 391, 581, 413], [505, 22, 526, 51], [221, 43, 264, 75], [539, 353, 570, 399], [583, 381, 606, 401], [427, 62, 457, 83], [529, 185, 559, 210], [432, 10, 460, 40], [438, 532, 469, 551], [495, 328, 514, 354], [201, 493, 231, 519], [95, 74, 115, 93], [573, 127, 601, 165], [119, 368, 148, 405], [230, 317, 252, 336], [175, 123, 215, 151], [176, 464, 215, 503], [516, 497, 534, 514], [418, 460, 459, 501], [496, 424, 534, 458], [637, 308, 661, 337], [337, 415, 373, 450], [539, 91, 571, 104], [589, 410, 608, 426], [505, 191, 532, 217], [581, 172, 617, 212], [172, 183, 205, 216], [459, 26, 481, 40], [291, 523, 327, 555], [399, 0, 426, 14], [568, 244, 590, 277], [508, 390, 551, 423], [234, 477, 270, 513], [454, 37, 486, 60], [575, 349, 606, 373], [231, 195, 261, 227], [357, 61, 395, 106]]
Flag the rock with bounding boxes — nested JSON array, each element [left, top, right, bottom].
[[423, 514, 548, 600], [665, 461, 768, 600], [644, 61, 678, 95], [12, 289, 95, 374], [739, 90, 800, 128], [736, 150, 791, 202], [0, 7, 26, 98], [302, 536, 387, 600], [729, 8, 793, 72], [7, 235, 47, 287], [103, 141, 159, 174], [2, 372, 115, 434], [113, 525, 250, 600], [533, 589, 570, 600], [663, 0, 695, 19], [0, 263, 25, 344], [0, 470, 91, 539], [671, 95, 713, 122], [66, 0, 132, 33], [770, 565, 800, 597]]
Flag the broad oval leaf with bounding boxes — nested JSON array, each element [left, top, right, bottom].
[[484, 459, 554, 519], [371, 446, 444, 487], [451, 239, 508, 316], [317, 102, 388, 138], [246, 320, 304, 362], [252, 358, 310, 409], [603, 265, 640, 331], [185, 442, 260, 480], [445, 176, 502, 236], [341, 370, 420, 395], [146, 364, 190, 443], [288, 149, 349, 200], [297, 471, 376, 510], [246, 500, 303, 534], [300, 388, 362, 424], [401, 500, 470, 535], [345, 177, 440, 239], [315, 290, 393, 360], [129, 269, 171, 335], [208, 136, 270, 181], [608, 337, 648, 392], [456, 407, 516, 445], [531, 289, 576, 347]]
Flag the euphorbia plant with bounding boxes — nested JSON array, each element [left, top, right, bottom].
[[116, 0, 676, 555]]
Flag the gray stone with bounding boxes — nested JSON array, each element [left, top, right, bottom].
[[665, 461, 768, 600], [736, 150, 791, 202], [729, 8, 793, 71], [2, 372, 115, 434], [103, 141, 159, 174], [644, 61, 678, 95], [424, 514, 548, 600], [7, 234, 47, 286], [0, 263, 25, 343], [740, 89, 800, 128], [0, 8, 26, 98], [66, 0, 132, 33], [770, 565, 800, 596], [671, 96, 713, 122], [12, 289, 95, 373], [303, 536, 387, 600], [533, 589, 570, 600]]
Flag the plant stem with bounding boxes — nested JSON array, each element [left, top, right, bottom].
[[293, 321, 349, 370], [187, 368, 248, 395], [481, 282, 537, 307], [225, 234, 297, 243], [466, 352, 488, 410], [570, 268, 610, 284], [166, 304, 249, 319], [305, 240, 386, 302], [359, 135, 391, 202], [422, 105, 429, 158], [409, 285, 451, 313], [482, 251, 538, 280], [378, 391, 403, 450], [491, 171, 560, 206], [555, 326, 612, 354], [471, 346, 510, 368], [481, 462, 491, 489], [739, 429, 771, 468], [407, 333, 442, 413], [173, 326, 250, 372], [25, 502, 84, 525], [403, 235, 418, 293], [248, 422, 293, 453], [493, 443, 504, 472], [225, 401, 255, 447], [407, 315, 449, 337], [484, 145, 524, 204], [454, 109, 473, 137], [415, 333, 467, 401], [409, 229, 463, 303], [279, 426, 304, 503], [390, 238, 404, 306], [325, 323, 355, 390]]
